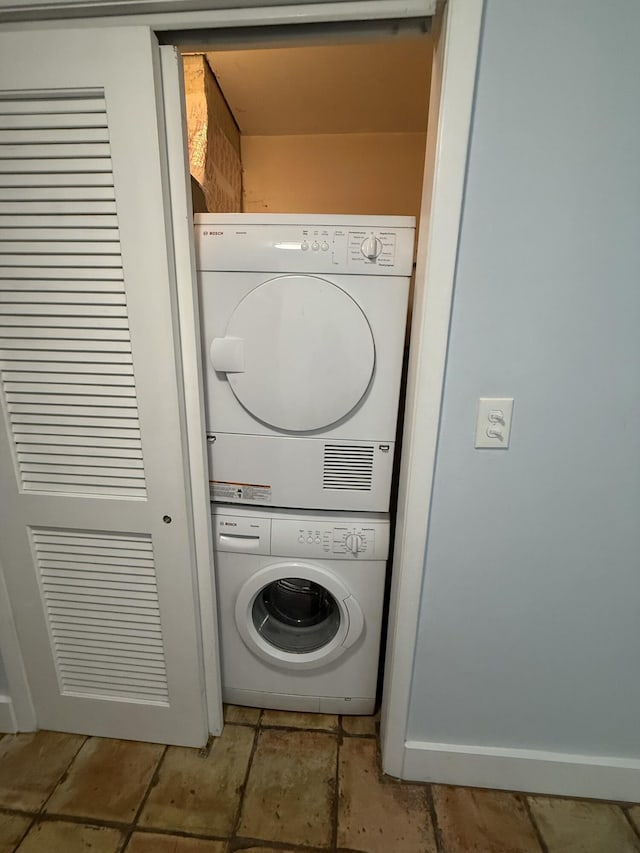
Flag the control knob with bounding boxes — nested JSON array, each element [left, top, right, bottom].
[[360, 235, 383, 260], [344, 533, 364, 555]]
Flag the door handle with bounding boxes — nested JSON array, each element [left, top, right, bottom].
[[218, 533, 262, 550], [210, 337, 244, 373], [342, 595, 364, 649]]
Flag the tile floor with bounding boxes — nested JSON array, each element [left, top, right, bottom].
[[0, 707, 639, 852]]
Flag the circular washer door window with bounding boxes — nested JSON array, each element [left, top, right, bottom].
[[235, 562, 364, 670], [252, 577, 341, 653], [223, 275, 375, 432]]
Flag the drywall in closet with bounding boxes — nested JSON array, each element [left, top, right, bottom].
[[202, 39, 431, 217], [240, 133, 426, 215]]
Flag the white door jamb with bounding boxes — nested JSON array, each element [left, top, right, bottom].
[[380, 0, 483, 778]]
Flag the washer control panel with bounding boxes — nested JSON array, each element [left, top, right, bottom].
[[271, 518, 389, 560], [330, 525, 374, 556]]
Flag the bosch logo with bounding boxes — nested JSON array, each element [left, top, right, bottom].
[[203, 231, 224, 236]]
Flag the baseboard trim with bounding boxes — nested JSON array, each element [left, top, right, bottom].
[[402, 739, 640, 802], [0, 695, 17, 733]]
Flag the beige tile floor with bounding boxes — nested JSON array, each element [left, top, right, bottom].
[[0, 707, 639, 852]]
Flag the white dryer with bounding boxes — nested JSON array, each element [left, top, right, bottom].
[[212, 504, 389, 714], [196, 214, 414, 512]]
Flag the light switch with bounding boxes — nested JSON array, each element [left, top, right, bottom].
[[475, 397, 514, 449]]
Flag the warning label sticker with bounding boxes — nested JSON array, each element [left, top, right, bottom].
[[211, 480, 272, 504]]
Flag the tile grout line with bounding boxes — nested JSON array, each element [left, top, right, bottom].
[[34, 809, 235, 844], [331, 727, 342, 851], [230, 836, 338, 853], [119, 744, 169, 852], [223, 706, 262, 730], [425, 784, 445, 853], [9, 809, 36, 853], [227, 712, 262, 849], [28, 811, 130, 831], [259, 725, 339, 735], [337, 732, 377, 740], [522, 796, 549, 853], [118, 823, 230, 844], [38, 734, 89, 816], [622, 806, 640, 843], [8, 733, 89, 853]]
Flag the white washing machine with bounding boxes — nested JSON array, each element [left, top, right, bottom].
[[196, 213, 414, 512], [212, 504, 389, 714]]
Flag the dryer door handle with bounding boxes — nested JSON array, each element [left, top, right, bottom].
[[210, 337, 245, 373], [342, 595, 364, 649]]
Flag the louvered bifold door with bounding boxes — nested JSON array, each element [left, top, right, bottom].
[[0, 28, 208, 746]]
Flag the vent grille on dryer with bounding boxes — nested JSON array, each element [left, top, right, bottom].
[[322, 444, 374, 491]]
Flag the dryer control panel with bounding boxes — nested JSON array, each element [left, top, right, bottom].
[[195, 215, 415, 277]]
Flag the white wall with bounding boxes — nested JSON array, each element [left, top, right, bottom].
[[407, 0, 640, 760], [0, 653, 6, 693], [241, 133, 426, 217], [207, 41, 431, 137]]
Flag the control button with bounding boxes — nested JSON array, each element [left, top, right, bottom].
[[315, 537, 321, 544], [321, 241, 329, 251], [360, 235, 383, 260], [311, 241, 320, 251], [307, 536, 313, 544], [298, 535, 305, 543], [345, 533, 364, 554], [301, 240, 309, 251]]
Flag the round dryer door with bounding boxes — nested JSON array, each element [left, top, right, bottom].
[[212, 275, 375, 432], [235, 562, 364, 670]]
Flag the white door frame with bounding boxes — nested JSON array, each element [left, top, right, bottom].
[[380, 0, 483, 777], [0, 0, 436, 31]]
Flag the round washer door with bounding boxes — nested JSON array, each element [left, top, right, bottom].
[[235, 562, 364, 670], [217, 275, 375, 432]]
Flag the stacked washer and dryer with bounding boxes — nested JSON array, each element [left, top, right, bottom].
[[196, 214, 414, 714]]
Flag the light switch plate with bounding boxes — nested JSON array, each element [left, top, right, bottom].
[[475, 397, 514, 449]]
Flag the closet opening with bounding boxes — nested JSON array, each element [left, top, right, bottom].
[[169, 26, 434, 715]]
